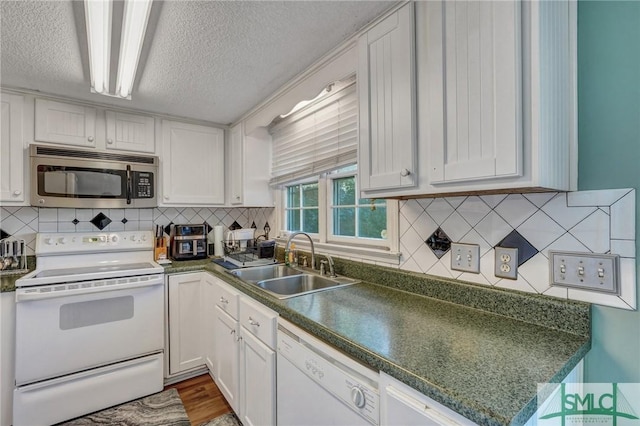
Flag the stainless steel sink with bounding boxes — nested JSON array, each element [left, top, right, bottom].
[[255, 274, 359, 299], [228, 264, 303, 283], [228, 264, 359, 299]]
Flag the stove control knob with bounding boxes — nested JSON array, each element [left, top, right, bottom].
[[351, 386, 366, 409], [58, 237, 67, 245], [44, 237, 54, 245], [111, 235, 119, 243], [140, 234, 147, 241]]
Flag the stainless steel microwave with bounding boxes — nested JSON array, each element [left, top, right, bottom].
[[30, 144, 158, 208]]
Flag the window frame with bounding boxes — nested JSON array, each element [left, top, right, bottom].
[[277, 167, 399, 257], [282, 177, 320, 239]]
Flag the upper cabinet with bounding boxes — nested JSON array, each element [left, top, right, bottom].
[[161, 120, 225, 205], [34, 99, 97, 147], [105, 111, 155, 153], [361, 0, 577, 199], [1, 93, 25, 204], [358, 2, 417, 192], [430, 0, 522, 184], [228, 122, 273, 207]]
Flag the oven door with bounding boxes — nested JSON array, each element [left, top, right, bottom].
[[15, 274, 164, 386]]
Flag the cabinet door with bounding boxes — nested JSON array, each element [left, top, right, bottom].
[[430, 0, 522, 184], [168, 274, 205, 374], [105, 111, 155, 153], [239, 329, 276, 426], [229, 123, 244, 205], [202, 274, 218, 375], [358, 3, 416, 192], [161, 120, 225, 205], [1, 93, 25, 203], [34, 99, 96, 147], [214, 306, 240, 414]]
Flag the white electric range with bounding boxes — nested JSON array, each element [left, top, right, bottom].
[[13, 231, 165, 426]]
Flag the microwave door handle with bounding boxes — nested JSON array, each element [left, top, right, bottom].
[[126, 165, 132, 205]]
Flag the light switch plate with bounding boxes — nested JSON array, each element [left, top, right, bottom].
[[495, 247, 518, 279], [549, 251, 620, 294], [450, 243, 480, 273]]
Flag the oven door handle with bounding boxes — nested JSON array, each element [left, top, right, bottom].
[[15, 278, 163, 302]]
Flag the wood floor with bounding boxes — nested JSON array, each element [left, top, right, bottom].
[[165, 374, 233, 426]]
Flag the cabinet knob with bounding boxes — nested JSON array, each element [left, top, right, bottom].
[[107, 139, 114, 145], [164, 196, 169, 200], [235, 195, 241, 200], [13, 190, 21, 196], [87, 136, 95, 142], [400, 168, 411, 177]]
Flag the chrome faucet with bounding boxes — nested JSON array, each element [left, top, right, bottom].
[[285, 231, 315, 270]]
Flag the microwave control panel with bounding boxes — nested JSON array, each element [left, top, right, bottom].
[[133, 172, 154, 198]]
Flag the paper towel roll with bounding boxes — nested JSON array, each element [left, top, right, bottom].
[[213, 225, 224, 256]]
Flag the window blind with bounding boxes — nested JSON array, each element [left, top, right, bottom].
[[269, 78, 357, 186]]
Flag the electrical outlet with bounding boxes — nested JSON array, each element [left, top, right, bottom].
[[549, 251, 620, 294], [450, 243, 480, 273], [495, 247, 518, 279]]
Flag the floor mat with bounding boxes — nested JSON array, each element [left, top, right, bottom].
[[199, 412, 242, 426], [56, 388, 190, 426]]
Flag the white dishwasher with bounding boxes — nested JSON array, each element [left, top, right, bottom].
[[277, 319, 379, 425]]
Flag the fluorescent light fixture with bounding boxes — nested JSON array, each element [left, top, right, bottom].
[[116, 0, 153, 99], [85, 0, 112, 95], [84, 0, 152, 99]]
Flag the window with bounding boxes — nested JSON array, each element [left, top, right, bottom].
[[282, 166, 392, 250], [284, 182, 319, 234]]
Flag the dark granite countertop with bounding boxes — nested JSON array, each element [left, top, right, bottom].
[[164, 258, 591, 426], [0, 256, 36, 292]]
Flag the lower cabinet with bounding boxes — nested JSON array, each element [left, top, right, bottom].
[[168, 273, 206, 375], [380, 371, 476, 426], [208, 273, 278, 425], [238, 298, 277, 426]]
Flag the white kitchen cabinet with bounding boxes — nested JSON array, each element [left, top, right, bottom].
[[0, 292, 16, 426], [358, 2, 417, 192], [362, 1, 576, 198], [34, 98, 97, 147], [380, 371, 476, 426], [228, 122, 273, 207], [430, 0, 522, 184], [1, 93, 25, 204], [168, 273, 206, 375], [105, 110, 155, 153], [238, 297, 277, 426], [161, 120, 225, 205], [214, 305, 240, 414], [202, 273, 218, 375]]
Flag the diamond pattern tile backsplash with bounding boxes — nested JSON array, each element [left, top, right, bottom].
[[397, 189, 636, 310], [0, 206, 275, 256]]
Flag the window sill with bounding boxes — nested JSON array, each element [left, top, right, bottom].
[[275, 236, 401, 266]]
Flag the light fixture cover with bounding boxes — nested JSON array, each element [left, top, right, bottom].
[[84, 0, 152, 99], [116, 0, 153, 99], [85, 0, 112, 95]]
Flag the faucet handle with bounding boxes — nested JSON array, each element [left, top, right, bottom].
[[320, 260, 328, 275]]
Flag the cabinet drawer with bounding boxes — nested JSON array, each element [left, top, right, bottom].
[[239, 297, 278, 350], [216, 281, 240, 320]]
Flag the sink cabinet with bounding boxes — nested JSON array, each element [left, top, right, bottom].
[[238, 297, 277, 425]]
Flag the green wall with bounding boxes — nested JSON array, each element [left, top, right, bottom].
[[578, 0, 640, 382]]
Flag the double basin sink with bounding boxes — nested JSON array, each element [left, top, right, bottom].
[[227, 264, 359, 299]]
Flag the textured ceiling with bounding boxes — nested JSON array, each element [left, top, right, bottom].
[[1, 0, 396, 125]]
